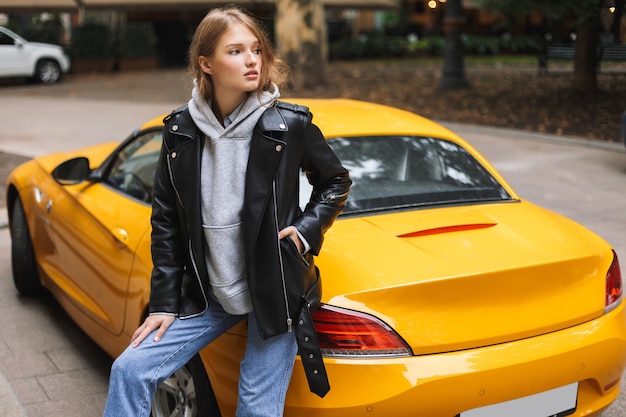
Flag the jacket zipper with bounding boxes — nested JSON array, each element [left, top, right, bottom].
[[186, 239, 209, 318], [167, 153, 209, 318], [273, 179, 293, 332], [321, 190, 349, 204], [167, 154, 186, 211]]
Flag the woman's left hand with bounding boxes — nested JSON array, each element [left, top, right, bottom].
[[278, 226, 304, 254]]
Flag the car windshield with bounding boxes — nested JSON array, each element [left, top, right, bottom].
[[301, 135, 513, 215], [105, 129, 162, 203]]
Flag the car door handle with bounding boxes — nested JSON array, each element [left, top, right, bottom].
[[111, 227, 129, 247]]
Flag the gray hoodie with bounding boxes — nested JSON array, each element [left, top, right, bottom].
[[188, 83, 280, 315]]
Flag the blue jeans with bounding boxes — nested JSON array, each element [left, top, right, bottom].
[[103, 301, 298, 417]]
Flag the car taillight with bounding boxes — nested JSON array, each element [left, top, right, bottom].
[[312, 304, 412, 357], [605, 250, 622, 313]]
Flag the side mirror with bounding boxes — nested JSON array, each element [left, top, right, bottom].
[[52, 157, 91, 185]]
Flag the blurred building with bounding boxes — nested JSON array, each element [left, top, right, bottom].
[[0, 0, 400, 67], [403, 0, 626, 41]]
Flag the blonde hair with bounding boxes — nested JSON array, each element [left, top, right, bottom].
[[188, 6, 290, 100]]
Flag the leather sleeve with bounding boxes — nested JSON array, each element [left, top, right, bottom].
[[293, 111, 352, 255]]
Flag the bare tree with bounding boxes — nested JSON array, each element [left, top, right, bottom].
[[274, 0, 327, 91]]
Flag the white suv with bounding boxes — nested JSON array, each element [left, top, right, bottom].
[[0, 26, 70, 84]]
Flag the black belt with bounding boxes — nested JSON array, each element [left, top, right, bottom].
[[294, 297, 330, 398]]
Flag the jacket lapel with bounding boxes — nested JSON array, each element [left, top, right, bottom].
[[244, 105, 289, 248], [166, 109, 204, 243]]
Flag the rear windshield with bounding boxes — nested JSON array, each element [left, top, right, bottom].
[[301, 135, 513, 215]]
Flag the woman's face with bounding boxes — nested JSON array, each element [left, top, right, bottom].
[[199, 22, 262, 98]]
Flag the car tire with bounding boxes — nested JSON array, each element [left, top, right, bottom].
[[151, 353, 221, 417], [10, 197, 43, 295], [35, 59, 61, 84]]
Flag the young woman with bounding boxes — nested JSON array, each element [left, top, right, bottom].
[[103, 6, 351, 417]]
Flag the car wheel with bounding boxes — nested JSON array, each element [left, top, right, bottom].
[[151, 353, 221, 417], [35, 59, 61, 84], [10, 197, 43, 295]]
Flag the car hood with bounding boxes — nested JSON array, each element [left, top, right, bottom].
[[30, 41, 64, 52], [34, 142, 120, 173], [318, 201, 613, 355]]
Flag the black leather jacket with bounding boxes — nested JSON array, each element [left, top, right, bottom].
[[148, 100, 351, 341]]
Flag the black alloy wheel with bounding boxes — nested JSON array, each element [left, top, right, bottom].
[[151, 353, 221, 417], [10, 197, 43, 295]]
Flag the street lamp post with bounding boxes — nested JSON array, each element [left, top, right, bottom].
[[439, 0, 469, 89]]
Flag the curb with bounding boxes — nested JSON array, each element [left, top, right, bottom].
[[439, 121, 626, 153], [0, 367, 27, 417], [0, 207, 7, 230], [0, 208, 26, 417]]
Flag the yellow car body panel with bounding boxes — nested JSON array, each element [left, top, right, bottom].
[[318, 202, 611, 355], [200, 303, 626, 417], [6, 98, 626, 416], [8, 149, 151, 337]]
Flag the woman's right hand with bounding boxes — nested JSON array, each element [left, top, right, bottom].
[[131, 314, 176, 348]]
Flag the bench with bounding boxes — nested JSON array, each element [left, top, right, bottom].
[[538, 43, 626, 73], [598, 44, 626, 62]]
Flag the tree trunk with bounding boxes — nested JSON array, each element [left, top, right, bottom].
[[275, 0, 327, 91], [439, 0, 469, 90], [573, 22, 599, 93]]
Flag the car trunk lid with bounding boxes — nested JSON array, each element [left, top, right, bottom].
[[320, 202, 612, 355]]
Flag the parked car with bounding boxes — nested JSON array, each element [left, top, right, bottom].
[[6, 99, 626, 417], [0, 26, 70, 84]]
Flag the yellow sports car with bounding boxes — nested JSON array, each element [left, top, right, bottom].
[[6, 99, 626, 417]]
